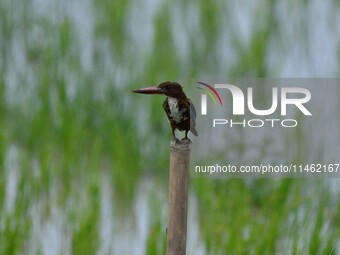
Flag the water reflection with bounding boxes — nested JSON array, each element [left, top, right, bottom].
[[1, 0, 340, 254]]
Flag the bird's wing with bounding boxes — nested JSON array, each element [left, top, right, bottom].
[[163, 98, 172, 121]]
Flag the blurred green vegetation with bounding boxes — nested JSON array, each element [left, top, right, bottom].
[[0, 0, 340, 254]]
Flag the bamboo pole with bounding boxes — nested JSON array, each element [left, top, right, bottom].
[[166, 139, 191, 255]]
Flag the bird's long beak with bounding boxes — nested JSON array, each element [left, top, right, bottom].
[[132, 86, 165, 95]]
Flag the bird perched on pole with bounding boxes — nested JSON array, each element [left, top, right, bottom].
[[133, 81, 198, 140]]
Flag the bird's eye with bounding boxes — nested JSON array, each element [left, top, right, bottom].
[[166, 85, 171, 89]]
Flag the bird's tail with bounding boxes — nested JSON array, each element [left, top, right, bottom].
[[191, 127, 198, 136]]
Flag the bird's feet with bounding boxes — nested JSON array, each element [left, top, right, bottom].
[[181, 137, 191, 145], [172, 137, 180, 143], [170, 137, 191, 146]]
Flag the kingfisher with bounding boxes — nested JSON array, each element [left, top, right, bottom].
[[133, 81, 198, 140]]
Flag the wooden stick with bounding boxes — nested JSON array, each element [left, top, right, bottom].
[[166, 139, 191, 255]]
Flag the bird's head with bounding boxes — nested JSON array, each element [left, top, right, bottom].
[[132, 82, 187, 99]]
